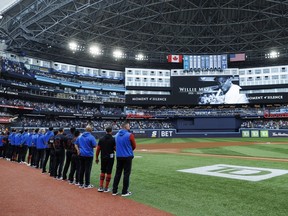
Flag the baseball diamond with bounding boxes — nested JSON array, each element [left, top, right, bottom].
[[1, 1, 288, 216]]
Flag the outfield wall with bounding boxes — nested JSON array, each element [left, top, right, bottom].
[[130, 129, 239, 138], [11, 127, 288, 138], [129, 128, 288, 138]]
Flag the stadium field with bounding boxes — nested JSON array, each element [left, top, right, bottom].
[[90, 138, 288, 216], [136, 137, 288, 144]]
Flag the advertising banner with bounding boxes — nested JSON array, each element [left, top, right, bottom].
[[269, 130, 288, 137], [242, 130, 250, 137], [260, 130, 269, 137], [251, 130, 260, 137]]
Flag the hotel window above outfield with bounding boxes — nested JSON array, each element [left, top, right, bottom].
[[247, 77, 253, 81], [239, 70, 245, 75], [272, 75, 279, 79], [255, 76, 261, 81]]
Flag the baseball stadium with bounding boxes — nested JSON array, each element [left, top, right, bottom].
[[1, 1, 288, 215]]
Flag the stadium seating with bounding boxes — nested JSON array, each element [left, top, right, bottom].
[[1, 54, 288, 133]]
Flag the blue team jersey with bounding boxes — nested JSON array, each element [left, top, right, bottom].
[[0, 135, 3, 147], [31, 133, 39, 147], [115, 129, 134, 158], [14, 133, 22, 146], [75, 132, 97, 157], [36, 134, 46, 149], [27, 133, 33, 147], [9, 132, 16, 145], [22, 132, 29, 146]]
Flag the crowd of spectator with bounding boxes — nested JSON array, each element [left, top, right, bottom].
[[126, 106, 266, 118], [1, 71, 125, 99], [8, 115, 288, 131], [34, 71, 124, 88], [241, 119, 288, 129], [129, 120, 173, 129], [1, 56, 125, 106], [0, 57, 124, 88], [0, 82, 125, 103], [0, 125, 5, 132], [0, 97, 33, 107], [0, 78, 44, 89], [14, 117, 174, 130], [0, 59, 125, 103], [3, 97, 288, 119], [0, 112, 12, 117], [0, 78, 125, 100], [0, 56, 27, 75], [0, 97, 124, 116]]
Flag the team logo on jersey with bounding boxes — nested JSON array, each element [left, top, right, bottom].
[[178, 164, 288, 182]]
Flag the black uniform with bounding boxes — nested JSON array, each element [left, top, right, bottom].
[[53, 133, 67, 178], [62, 133, 74, 180], [97, 133, 116, 174]]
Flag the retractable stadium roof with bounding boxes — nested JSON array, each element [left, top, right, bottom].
[[0, 0, 288, 63]]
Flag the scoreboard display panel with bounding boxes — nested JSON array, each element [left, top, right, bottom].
[[126, 75, 288, 105], [171, 75, 244, 105], [171, 75, 288, 105]]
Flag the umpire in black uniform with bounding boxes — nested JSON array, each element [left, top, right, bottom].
[[95, 126, 115, 192]]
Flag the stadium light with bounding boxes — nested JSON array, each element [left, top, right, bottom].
[[68, 41, 78, 51], [265, 51, 280, 59], [270, 51, 279, 58], [89, 45, 102, 56], [113, 49, 124, 59], [68, 41, 85, 52], [135, 53, 148, 61]]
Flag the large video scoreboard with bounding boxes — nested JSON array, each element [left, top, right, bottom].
[[125, 66, 288, 105], [170, 75, 287, 105]]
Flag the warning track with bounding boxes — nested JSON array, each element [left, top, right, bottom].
[[0, 159, 173, 216]]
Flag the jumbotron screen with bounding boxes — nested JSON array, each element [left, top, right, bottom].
[[172, 75, 244, 105], [126, 75, 287, 105]]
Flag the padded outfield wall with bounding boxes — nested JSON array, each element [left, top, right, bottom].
[[93, 128, 288, 138], [127, 129, 288, 138], [11, 128, 287, 138]]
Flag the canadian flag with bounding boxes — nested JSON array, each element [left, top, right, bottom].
[[167, 54, 183, 63]]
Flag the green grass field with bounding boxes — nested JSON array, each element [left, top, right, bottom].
[[89, 138, 288, 216], [183, 144, 288, 159], [136, 137, 288, 144]]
